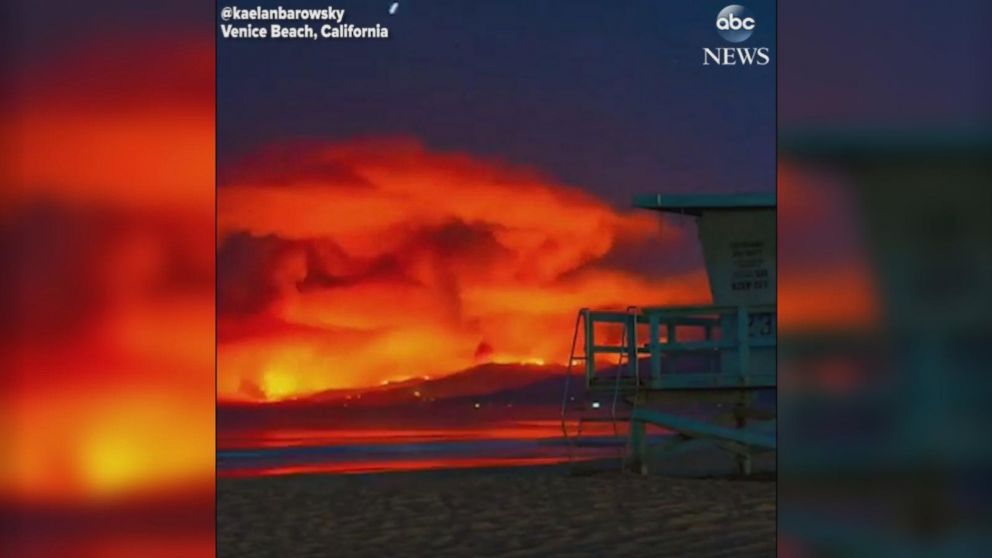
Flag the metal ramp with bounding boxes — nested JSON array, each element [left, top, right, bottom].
[[560, 193, 777, 476]]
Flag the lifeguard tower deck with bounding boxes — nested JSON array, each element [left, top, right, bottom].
[[560, 193, 776, 475]]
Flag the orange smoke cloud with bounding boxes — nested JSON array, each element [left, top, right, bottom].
[[218, 140, 709, 401]]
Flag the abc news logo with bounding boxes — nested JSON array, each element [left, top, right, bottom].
[[717, 9, 756, 38], [703, 5, 770, 66]]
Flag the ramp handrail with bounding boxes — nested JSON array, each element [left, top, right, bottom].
[[560, 308, 586, 465]]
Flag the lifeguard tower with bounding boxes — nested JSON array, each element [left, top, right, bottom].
[[560, 193, 777, 475]]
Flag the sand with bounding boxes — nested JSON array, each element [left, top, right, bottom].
[[218, 466, 775, 557]]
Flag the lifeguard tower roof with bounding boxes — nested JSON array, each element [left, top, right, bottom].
[[633, 193, 775, 216]]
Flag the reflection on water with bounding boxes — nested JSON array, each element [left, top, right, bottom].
[[218, 420, 626, 477], [224, 457, 573, 478]]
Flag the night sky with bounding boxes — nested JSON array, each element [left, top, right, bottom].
[[218, 0, 777, 209]]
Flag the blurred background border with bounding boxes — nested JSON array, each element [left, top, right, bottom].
[[778, 1, 991, 555]]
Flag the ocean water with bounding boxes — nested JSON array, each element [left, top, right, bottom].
[[217, 421, 627, 477], [217, 393, 777, 478]]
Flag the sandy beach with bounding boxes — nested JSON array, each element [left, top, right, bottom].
[[218, 465, 775, 557]]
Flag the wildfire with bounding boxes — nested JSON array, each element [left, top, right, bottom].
[[217, 139, 710, 401]]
